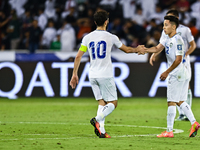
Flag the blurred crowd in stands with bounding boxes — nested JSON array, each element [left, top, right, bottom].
[[0, 0, 200, 56]]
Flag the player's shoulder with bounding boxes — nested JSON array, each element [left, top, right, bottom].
[[174, 33, 184, 43], [174, 33, 182, 39], [178, 24, 191, 31]]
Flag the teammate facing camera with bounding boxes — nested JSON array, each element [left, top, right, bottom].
[[138, 15, 200, 138], [150, 9, 196, 122]]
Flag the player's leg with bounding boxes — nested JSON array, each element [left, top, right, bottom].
[[176, 84, 192, 121], [97, 99, 106, 134], [167, 102, 176, 133], [89, 78, 104, 137], [157, 101, 175, 138], [175, 105, 186, 121], [177, 79, 200, 137], [157, 76, 179, 138], [186, 84, 192, 108], [95, 77, 117, 138], [90, 78, 117, 138]]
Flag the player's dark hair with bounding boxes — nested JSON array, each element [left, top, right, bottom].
[[166, 9, 179, 18], [94, 10, 109, 26], [164, 15, 179, 28]]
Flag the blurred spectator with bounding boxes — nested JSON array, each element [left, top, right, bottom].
[[137, 0, 157, 19], [38, 7, 48, 31], [119, 0, 136, 19], [86, 8, 96, 31], [0, 10, 11, 45], [8, 0, 27, 18], [18, 30, 29, 49], [41, 19, 56, 49], [1, 32, 10, 50], [99, 0, 117, 10], [44, 0, 57, 20], [131, 6, 146, 27], [0, 11, 11, 32], [176, 0, 190, 12], [146, 33, 157, 48], [6, 10, 21, 49], [190, 0, 200, 30], [149, 4, 166, 25], [146, 19, 158, 36], [188, 18, 199, 38], [21, 9, 32, 30], [99, 0, 117, 20], [0, 0, 11, 17], [50, 33, 61, 50], [86, 0, 101, 10], [159, 0, 177, 10], [76, 17, 92, 45], [59, 20, 76, 51], [107, 17, 122, 35], [61, 0, 77, 19], [28, 19, 42, 53]]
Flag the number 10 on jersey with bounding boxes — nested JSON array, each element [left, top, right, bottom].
[[89, 41, 107, 59]]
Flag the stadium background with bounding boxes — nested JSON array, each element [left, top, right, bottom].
[[0, 0, 200, 98]]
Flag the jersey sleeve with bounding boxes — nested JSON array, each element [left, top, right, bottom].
[[159, 30, 166, 46], [176, 37, 184, 56], [112, 35, 123, 48], [185, 27, 194, 43], [79, 36, 87, 52]]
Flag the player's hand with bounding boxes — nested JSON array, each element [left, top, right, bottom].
[[149, 53, 156, 66], [160, 71, 169, 81], [137, 45, 147, 55], [70, 75, 79, 89]]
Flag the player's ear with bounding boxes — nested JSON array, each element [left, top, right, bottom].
[[172, 24, 176, 30]]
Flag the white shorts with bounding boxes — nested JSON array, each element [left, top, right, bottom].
[[167, 75, 189, 102], [89, 77, 118, 102]]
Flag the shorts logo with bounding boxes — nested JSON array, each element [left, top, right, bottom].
[[177, 45, 182, 50]]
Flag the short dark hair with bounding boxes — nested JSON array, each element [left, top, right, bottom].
[[166, 9, 179, 18], [164, 15, 179, 28], [94, 10, 109, 26]]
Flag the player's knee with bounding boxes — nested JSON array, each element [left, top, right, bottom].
[[168, 101, 176, 106], [112, 100, 118, 108]]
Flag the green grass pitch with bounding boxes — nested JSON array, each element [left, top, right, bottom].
[[0, 97, 200, 150]]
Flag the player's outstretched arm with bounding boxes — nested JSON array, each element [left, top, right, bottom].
[[146, 43, 164, 54], [70, 50, 85, 89], [119, 44, 146, 53]]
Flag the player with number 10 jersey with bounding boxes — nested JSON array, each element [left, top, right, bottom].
[[79, 30, 122, 78]]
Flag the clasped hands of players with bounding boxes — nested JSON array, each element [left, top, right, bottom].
[[136, 45, 148, 55]]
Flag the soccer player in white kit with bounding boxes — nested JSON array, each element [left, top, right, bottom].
[[150, 9, 196, 121], [70, 10, 144, 138], [139, 15, 200, 137]]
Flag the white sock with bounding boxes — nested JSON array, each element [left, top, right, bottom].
[[97, 105, 105, 134], [95, 103, 115, 122], [186, 89, 192, 108], [176, 105, 184, 116], [167, 106, 176, 132], [180, 102, 196, 125]]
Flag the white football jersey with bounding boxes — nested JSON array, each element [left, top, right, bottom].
[[80, 30, 122, 78], [160, 33, 188, 79], [160, 24, 194, 69]]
